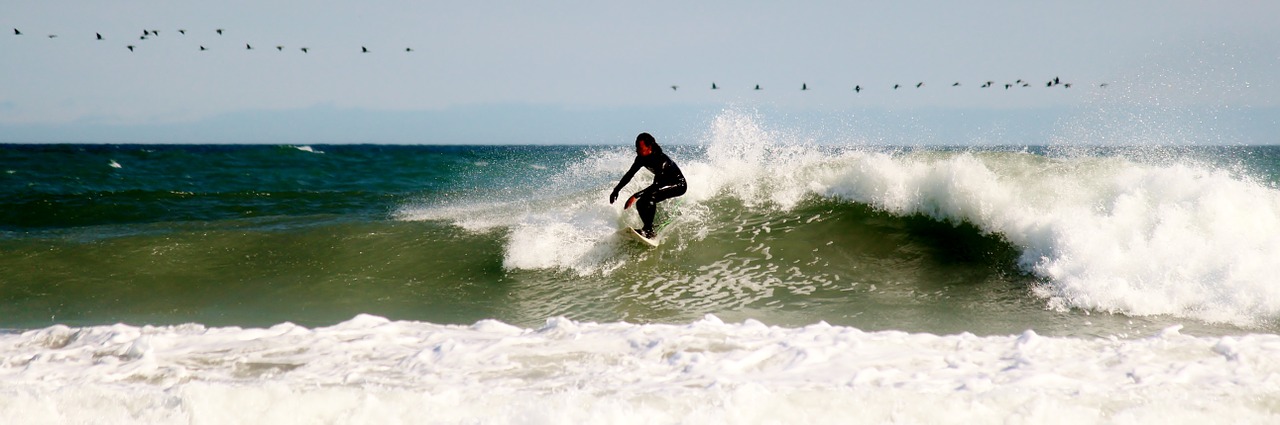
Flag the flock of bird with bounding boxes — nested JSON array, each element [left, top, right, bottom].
[[678, 78, 1108, 93], [10, 27, 413, 54], [14, 26, 1110, 92]]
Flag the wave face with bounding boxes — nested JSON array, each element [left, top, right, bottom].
[[399, 110, 1280, 330]]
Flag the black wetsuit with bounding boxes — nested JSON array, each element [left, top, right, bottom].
[[612, 150, 686, 237]]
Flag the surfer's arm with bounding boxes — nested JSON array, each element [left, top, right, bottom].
[[610, 159, 643, 203]]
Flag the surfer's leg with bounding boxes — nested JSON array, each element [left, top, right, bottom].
[[637, 193, 658, 235], [637, 182, 687, 236]]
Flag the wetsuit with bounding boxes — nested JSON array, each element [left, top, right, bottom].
[[611, 149, 686, 238]]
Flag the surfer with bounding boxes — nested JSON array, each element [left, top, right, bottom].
[[610, 132, 687, 239]]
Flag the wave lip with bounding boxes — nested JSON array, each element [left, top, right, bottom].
[[2, 316, 1278, 423]]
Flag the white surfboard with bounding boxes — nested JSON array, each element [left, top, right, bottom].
[[621, 227, 660, 247]]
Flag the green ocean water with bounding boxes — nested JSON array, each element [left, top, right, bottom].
[[3, 141, 1279, 337]]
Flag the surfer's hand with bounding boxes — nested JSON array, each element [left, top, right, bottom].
[[609, 190, 619, 204]]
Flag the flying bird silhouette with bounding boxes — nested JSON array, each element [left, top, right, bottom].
[[199, 45, 207, 51], [127, 45, 135, 52], [216, 29, 224, 35], [916, 82, 924, 88], [893, 84, 900, 90], [300, 47, 309, 53], [405, 47, 413, 52], [671, 85, 678, 91], [47, 34, 57, 39], [361, 46, 369, 53], [711, 82, 718, 90], [178, 29, 186, 35], [13, 28, 20, 35], [754, 84, 761, 90], [952, 82, 961, 87], [246, 44, 252, 50], [854, 85, 862, 93], [802, 83, 808, 90], [277, 46, 284, 51], [96, 33, 103, 40]]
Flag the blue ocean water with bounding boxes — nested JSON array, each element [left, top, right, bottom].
[[2, 111, 1280, 423], [3, 126, 1280, 335]]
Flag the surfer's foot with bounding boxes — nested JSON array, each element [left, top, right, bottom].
[[639, 228, 656, 239]]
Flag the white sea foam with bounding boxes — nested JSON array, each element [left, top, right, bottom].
[[2, 315, 1278, 424]]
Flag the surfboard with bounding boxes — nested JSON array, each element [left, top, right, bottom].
[[622, 227, 660, 247], [618, 199, 680, 248]]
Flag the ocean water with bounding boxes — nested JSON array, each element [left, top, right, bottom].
[[3, 110, 1280, 423]]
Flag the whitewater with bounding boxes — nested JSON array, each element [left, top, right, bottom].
[[3, 315, 1280, 424]]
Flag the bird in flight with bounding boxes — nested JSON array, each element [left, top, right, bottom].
[[362, 46, 369, 53], [711, 82, 718, 90], [916, 82, 924, 88], [96, 33, 103, 40], [854, 85, 862, 93], [199, 45, 207, 51], [755, 84, 762, 90], [127, 45, 135, 52], [671, 85, 678, 91], [178, 29, 186, 35], [277, 46, 284, 51], [802, 83, 809, 90], [13, 28, 21, 35], [216, 29, 224, 35], [246, 44, 253, 50], [301, 47, 309, 53], [405, 47, 413, 52]]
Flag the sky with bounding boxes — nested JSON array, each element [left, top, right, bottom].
[[2, 0, 1278, 144]]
